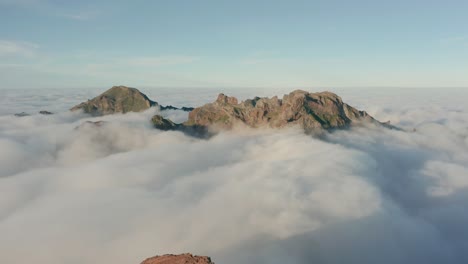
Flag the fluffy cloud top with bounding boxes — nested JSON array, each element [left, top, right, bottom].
[[0, 87, 467, 264]]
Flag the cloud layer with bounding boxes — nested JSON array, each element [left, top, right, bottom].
[[0, 88, 467, 264]]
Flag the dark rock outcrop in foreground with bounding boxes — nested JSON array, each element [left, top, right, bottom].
[[71, 86, 158, 115], [140, 253, 214, 264], [152, 115, 211, 138], [153, 90, 393, 136], [151, 115, 179, 131]]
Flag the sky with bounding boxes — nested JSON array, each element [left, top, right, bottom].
[[1, 0, 468, 89]]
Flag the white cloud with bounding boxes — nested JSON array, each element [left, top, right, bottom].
[[439, 36, 468, 46], [0, 40, 38, 57], [0, 0, 41, 6], [0, 0, 99, 21], [81, 56, 199, 71], [123, 56, 199, 67], [0, 88, 467, 264], [58, 9, 101, 21], [424, 161, 468, 196]]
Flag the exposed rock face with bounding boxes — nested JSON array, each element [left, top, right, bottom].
[[71, 86, 158, 115], [151, 90, 392, 137], [39, 110, 53, 115], [184, 90, 382, 133], [140, 253, 214, 264]]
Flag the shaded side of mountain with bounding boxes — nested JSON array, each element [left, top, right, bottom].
[[151, 115, 210, 138], [70, 86, 158, 115], [140, 253, 214, 264], [184, 90, 385, 132], [151, 115, 179, 130]]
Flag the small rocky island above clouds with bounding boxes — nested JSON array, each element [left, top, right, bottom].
[[140, 253, 214, 264], [71, 86, 158, 115], [70, 85, 193, 115], [71, 85, 395, 134]]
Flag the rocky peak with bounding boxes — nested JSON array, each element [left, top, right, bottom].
[[140, 253, 214, 264], [70, 86, 158, 115], [184, 90, 383, 133], [216, 93, 238, 105]]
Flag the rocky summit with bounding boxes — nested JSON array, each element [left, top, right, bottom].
[[181, 90, 385, 133], [71, 86, 158, 115], [140, 253, 214, 264]]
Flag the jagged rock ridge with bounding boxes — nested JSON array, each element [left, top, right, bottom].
[[160, 105, 195, 112], [153, 90, 389, 135], [140, 253, 214, 264], [71, 86, 158, 115], [185, 90, 380, 131]]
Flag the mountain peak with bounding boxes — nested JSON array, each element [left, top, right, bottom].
[[184, 90, 379, 132], [70, 86, 158, 115], [216, 93, 238, 105]]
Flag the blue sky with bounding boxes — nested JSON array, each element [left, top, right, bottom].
[[1, 0, 467, 89]]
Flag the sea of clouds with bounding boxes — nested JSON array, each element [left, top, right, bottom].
[[0, 87, 467, 264]]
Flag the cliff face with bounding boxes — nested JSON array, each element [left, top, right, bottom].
[[71, 86, 157, 115], [140, 253, 214, 264], [184, 90, 380, 132]]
